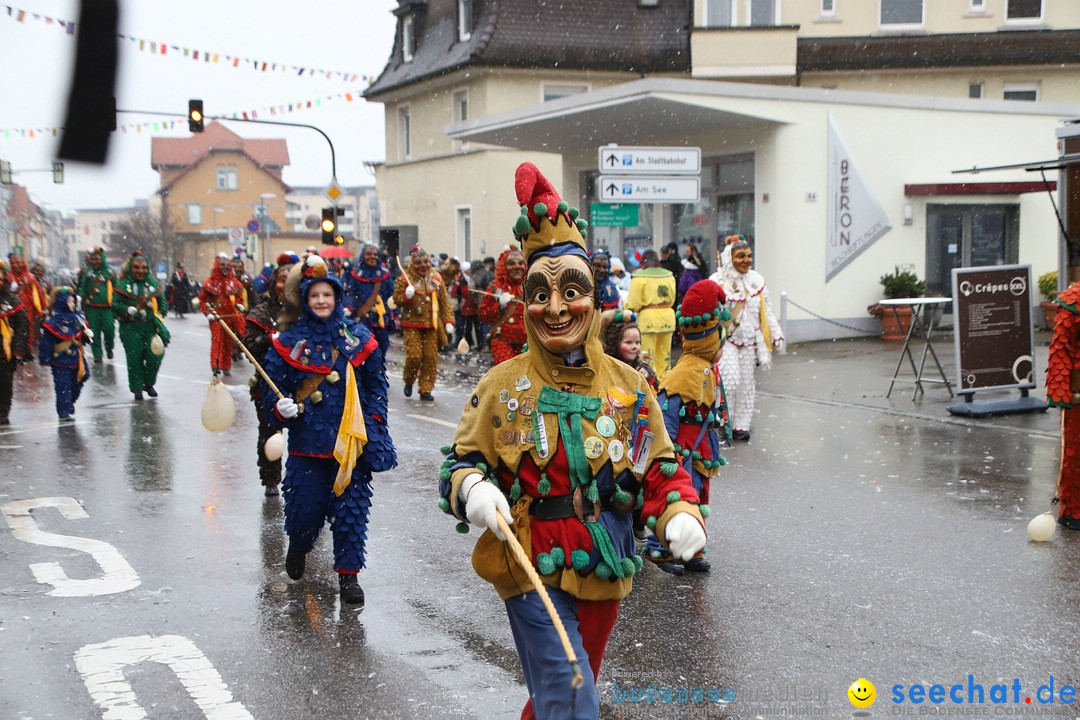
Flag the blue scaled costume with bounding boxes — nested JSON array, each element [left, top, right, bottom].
[[262, 263, 396, 576], [39, 289, 89, 420], [343, 251, 393, 358]]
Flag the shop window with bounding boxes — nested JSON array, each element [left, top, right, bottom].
[[880, 0, 923, 27], [1006, 0, 1042, 21], [215, 167, 237, 191]]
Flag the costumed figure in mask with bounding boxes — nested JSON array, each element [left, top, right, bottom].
[[438, 163, 706, 719], [392, 247, 454, 401], [244, 252, 298, 497], [710, 236, 783, 441], [262, 254, 396, 606], [39, 287, 90, 422], [643, 279, 730, 574], [624, 248, 676, 380], [479, 247, 527, 364], [1045, 281, 1080, 532], [0, 260, 30, 424], [77, 246, 117, 362], [112, 251, 170, 401], [199, 253, 247, 376], [231, 256, 257, 309], [167, 263, 194, 318], [344, 243, 393, 358], [7, 254, 44, 358]]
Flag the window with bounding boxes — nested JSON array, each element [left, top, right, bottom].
[[398, 105, 411, 159], [458, 0, 472, 41], [452, 89, 469, 151], [1006, 0, 1042, 21], [969, 0, 985, 9], [543, 83, 588, 102], [1003, 83, 1039, 102], [750, 0, 777, 26], [402, 15, 415, 62], [704, 0, 734, 27], [457, 207, 472, 260], [188, 203, 202, 225], [215, 167, 237, 191], [821, 0, 835, 16], [880, 0, 923, 26], [968, 82, 984, 99]]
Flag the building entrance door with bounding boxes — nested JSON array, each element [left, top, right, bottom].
[[925, 204, 1019, 298]]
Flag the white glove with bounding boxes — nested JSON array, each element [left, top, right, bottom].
[[84, 328, 95, 341], [499, 292, 512, 309], [276, 397, 299, 419], [460, 473, 512, 540], [9, 283, 17, 293], [665, 512, 706, 562], [445, 323, 455, 336], [191, 298, 200, 309], [126, 306, 137, 316], [405, 285, 416, 300], [236, 304, 245, 313]]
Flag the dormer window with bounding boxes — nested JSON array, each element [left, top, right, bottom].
[[458, 0, 472, 41], [402, 15, 415, 62]]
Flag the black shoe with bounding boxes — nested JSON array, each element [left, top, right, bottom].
[[0, 417, 8, 425], [58, 415, 74, 423], [222, 370, 231, 377], [403, 383, 413, 397], [633, 528, 648, 543], [145, 386, 158, 398], [684, 557, 711, 573], [732, 429, 751, 442], [106, 349, 114, 359], [264, 485, 280, 497], [133, 391, 144, 401], [419, 392, 434, 402], [339, 573, 365, 606], [285, 549, 306, 580], [93, 357, 103, 364], [1058, 515, 1080, 531], [212, 369, 221, 377], [656, 561, 685, 575]]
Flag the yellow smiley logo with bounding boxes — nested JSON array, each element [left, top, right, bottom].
[[848, 678, 876, 708]]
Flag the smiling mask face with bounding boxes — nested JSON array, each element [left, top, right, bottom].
[[525, 255, 595, 356]]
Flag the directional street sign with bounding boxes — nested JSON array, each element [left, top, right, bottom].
[[598, 146, 701, 175], [589, 203, 640, 228], [597, 176, 700, 204]]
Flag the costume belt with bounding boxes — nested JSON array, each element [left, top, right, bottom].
[[529, 492, 614, 520], [640, 303, 671, 311]]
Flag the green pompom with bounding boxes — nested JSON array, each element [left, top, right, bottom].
[[632, 555, 644, 572], [660, 461, 678, 478], [514, 215, 531, 236], [576, 218, 588, 232], [692, 451, 701, 461], [713, 307, 720, 318], [595, 562, 612, 579], [621, 557, 636, 576], [437, 497, 450, 512], [476, 462, 488, 474], [439, 467, 451, 482], [674, 311, 682, 321], [635, 490, 644, 510], [551, 547, 565, 567], [557, 201, 569, 214], [439, 444, 453, 455], [538, 475, 551, 496], [678, 406, 686, 417], [520, 205, 529, 216], [720, 308, 732, 322], [718, 456, 728, 466], [695, 412, 702, 423], [645, 515, 657, 530], [533, 202, 548, 217], [681, 449, 690, 459], [568, 207, 580, 221], [672, 443, 681, 453], [667, 490, 681, 503], [510, 480, 522, 503], [585, 483, 599, 503], [700, 504, 711, 519], [614, 487, 632, 506], [537, 553, 556, 575], [455, 522, 470, 534], [571, 549, 590, 571]]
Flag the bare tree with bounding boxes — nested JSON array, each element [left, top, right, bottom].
[[108, 204, 176, 271]]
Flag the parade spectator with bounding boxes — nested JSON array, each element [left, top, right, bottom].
[[0, 260, 30, 425], [624, 248, 677, 380], [451, 261, 481, 350], [471, 256, 496, 352], [77, 247, 117, 363], [710, 236, 783, 441], [167, 263, 194, 318], [112, 251, 170, 401], [479, 248, 527, 364], [263, 254, 396, 606], [676, 243, 709, 303], [661, 242, 683, 288], [610, 256, 631, 304], [393, 247, 454, 401], [39, 288, 89, 422]]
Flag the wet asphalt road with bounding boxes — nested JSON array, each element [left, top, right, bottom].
[[1, 319, 1079, 720]]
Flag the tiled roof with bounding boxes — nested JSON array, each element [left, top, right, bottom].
[[365, 0, 691, 98], [150, 120, 289, 169], [799, 29, 1080, 72]]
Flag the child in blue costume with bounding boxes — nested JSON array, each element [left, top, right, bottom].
[[343, 243, 393, 358], [262, 254, 396, 606], [39, 287, 90, 421]]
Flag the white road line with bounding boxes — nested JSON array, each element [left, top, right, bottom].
[[406, 413, 458, 428], [0, 444, 22, 449], [0, 420, 89, 436], [183, 331, 205, 337]]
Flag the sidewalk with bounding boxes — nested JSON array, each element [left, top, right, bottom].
[[763, 331, 1058, 438]]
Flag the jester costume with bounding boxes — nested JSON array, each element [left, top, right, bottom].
[[440, 163, 705, 719], [39, 289, 89, 421], [7, 254, 44, 358], [479, 248, 527, 364], [1045, 282, 1080, 531], [262, 255, 396, 604], [112, 252, 170, 400], [199, 254, 247, 375], [343, 245, 393, 358], [644, 280, 731, 573], [0, 261, 30, 424], [77, 247, 117, 361], [624, 254, 676, 380], [393, 249, 454, 399]]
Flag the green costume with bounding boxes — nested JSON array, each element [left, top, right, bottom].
[[77, 252, 117, 361], [112, 254, 170, 396]]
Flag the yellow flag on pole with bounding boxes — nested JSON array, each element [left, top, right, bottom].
[[333, 362, 367, 496]]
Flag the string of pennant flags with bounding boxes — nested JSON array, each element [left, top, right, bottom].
[[4, 5, 378, 84], [0, 88, 370, 139]]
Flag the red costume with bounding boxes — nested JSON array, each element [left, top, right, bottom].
[[7, 256, 44, 354], [199, 256, 247, 374], [479, 249, 526, 364], [1045, 282, 1080, 530]]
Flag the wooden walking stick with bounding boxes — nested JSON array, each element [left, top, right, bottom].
[[494, 514, 585, 690], [468, 287, 526, 306], [207, 308, 284, 400]]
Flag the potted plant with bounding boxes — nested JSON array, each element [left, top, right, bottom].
[[867, 266, 927, 341], [1038, 271, 1060, 330]]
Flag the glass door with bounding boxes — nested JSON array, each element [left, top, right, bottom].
[[925, 204, 1019, 298]]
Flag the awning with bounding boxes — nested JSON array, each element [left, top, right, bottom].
[[952, 153, 1080, 174]]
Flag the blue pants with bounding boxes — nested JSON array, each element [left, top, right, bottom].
[[51, 366, 85, 418], [505, 588, 619, 720], [282, 455, 374, 572]]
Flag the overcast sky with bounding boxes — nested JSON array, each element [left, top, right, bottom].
[[1, 0, 398, 213]]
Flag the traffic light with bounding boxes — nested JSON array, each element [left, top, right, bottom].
[[53, 161, 64, 184], [334, 234, 345, 245], [321, 207, 336, 244], [188, 99, 204, 133], [0, 160, 11, 185]]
